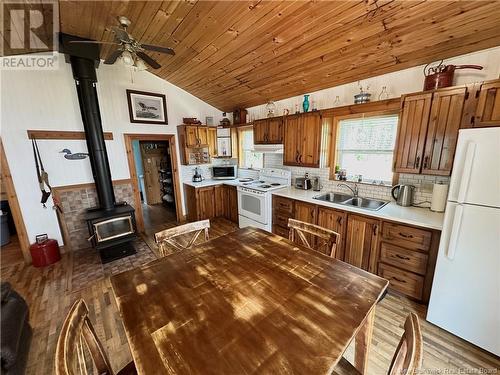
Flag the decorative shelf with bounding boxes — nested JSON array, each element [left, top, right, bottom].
[[27, 130, 113, 140]]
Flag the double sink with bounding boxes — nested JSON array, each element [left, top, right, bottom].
[[313, 192, 389, 211]]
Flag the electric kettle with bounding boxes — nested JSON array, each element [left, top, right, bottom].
[[391, 184, 415, 207]]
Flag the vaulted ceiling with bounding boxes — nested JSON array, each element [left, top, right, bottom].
[[11, 1, 500, 111]]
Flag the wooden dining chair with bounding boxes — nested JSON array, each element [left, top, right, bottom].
[[333, 313, 423, 375], [55, 299, 137, 375], [288, 218, 340, 257], [154, 219, 210, 256]]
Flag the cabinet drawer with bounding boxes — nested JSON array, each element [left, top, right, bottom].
[[379, 263, 424, 300], [273, 212, 291, 228], [382, 222, 432, 251], [273, 225, 289, 239], [273, 196, 294, 215], [380, 242, 428, 275]]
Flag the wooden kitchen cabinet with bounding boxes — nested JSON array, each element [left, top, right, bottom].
[[344, 214, 380, 273], [394, 92, 433, 174], [293, 201, 318, 247], [207, 127, 217, 157], [224, 185, 238, 223], [185, 183, 238, 223], [254, 117, 284, 144], [474, 79, 500, 127], [178, 125, 211, 165], [283, 112, 322, 167], [317, 207, 346, 260], [272, 196, 295, 238], [184, 126, 199, 147], [422, 87, 466, 175]]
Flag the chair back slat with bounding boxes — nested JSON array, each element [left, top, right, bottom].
[[56, 299, 114, 375], [288, 218, 340, 257], [155, 219, 210, 256], [388, 313, 423, 375]]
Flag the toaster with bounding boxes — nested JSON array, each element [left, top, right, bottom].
[[295, 177, 312, 190]]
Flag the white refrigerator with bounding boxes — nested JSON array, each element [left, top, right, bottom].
[[427, 127, 500, 356]]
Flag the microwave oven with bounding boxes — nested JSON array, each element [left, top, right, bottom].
[[212, 165, 237, 180]]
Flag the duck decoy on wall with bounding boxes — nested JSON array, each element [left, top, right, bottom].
[[60, 149, 89, 160]]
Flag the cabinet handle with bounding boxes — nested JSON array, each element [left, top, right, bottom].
[[391, 276, 406, 283], [395, 254, 411, 261], [299, 154, 303, 164], [423, 156, 429, 169], [373, 225, 378, 236], [295, 151, 299, 163], [337, 216, 342, 225], [398, 232, 414, 239], [414, 156, 420, 169]]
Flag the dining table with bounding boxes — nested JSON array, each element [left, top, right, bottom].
[[110, 227, 389, 374]]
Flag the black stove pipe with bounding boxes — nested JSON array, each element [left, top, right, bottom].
[[70, 56, 116, 210]]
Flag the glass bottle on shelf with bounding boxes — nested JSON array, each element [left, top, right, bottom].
[[378, 86, 389, 100]]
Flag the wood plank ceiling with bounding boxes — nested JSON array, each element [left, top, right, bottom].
[[52, 1, 500, 110]]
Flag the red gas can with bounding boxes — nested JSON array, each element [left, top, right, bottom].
[[30, 239, 61, 267]]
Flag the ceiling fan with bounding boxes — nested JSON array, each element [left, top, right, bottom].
[[71, 16, 175, 70]]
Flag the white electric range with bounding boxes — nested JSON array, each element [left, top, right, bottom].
[[237, 168, 291, 232]]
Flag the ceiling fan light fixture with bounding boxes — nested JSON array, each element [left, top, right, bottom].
[[121, 50, 134, 66], [135, 57, 147, 71]]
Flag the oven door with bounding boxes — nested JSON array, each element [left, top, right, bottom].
[[237, 186, 269, 225]]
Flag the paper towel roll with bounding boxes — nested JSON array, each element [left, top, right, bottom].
[[431, 183, 448, 212]]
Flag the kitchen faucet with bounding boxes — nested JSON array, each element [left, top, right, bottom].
[[337, 183, 359, 197]]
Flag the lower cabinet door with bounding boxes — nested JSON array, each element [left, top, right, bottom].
[[214, 185, 225, 217], [317, 207, 346, 260], [224, 185, 238, 223], [344, 214, 380, 272], [293, 201, 318, 248], [197, 186, 216, 220]]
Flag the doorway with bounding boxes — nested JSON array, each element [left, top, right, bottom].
[[124, 134, 183, 235]]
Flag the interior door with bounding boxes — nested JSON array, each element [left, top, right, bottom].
[[267, 117, 283, 143], [283, 115, 302, 166], [300, 112, 322, 167], [422, 87, 466, 175], [394, 92, 432, 173], [474, 79, 500, 127], [427, 202, 500, 356], [317, 207, 346, 259]]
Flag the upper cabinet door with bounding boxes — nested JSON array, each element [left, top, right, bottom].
[[422, 87, 466, 176], [207, 127, 217, 157], [474, 80, 500, 127], [197, 127, 209, 146], [253, 119, 268, 144], [300, 112, 322, 167], [267, 117, 284, 144], [283, 115, 302, 166], [394, 93, 433, 173], [185, 126, 199, 147]]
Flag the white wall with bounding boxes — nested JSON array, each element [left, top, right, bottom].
[[0, 52, 224, 245], [247, 47, 500, 119]]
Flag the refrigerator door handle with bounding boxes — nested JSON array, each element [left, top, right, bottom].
[[457, 142, 476, 204], [447, 204, 464, 260]]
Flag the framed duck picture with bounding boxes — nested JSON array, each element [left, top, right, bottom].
[[126, 89, 168, 124]]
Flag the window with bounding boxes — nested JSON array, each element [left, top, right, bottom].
[[238, 126, 263, 169], [334, 114, 398, 184]]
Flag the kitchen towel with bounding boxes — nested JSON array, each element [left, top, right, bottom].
[[431, 183, 448, 212]]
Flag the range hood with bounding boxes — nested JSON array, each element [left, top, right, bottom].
[[252, 144, 284, 153]]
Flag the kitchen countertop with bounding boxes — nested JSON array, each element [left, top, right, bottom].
[[272, 187, 445, 231], [183, 179, 240, 188]]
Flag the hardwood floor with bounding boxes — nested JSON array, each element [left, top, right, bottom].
[[1, 234, 25, 269], [1, 218, 498, 374]]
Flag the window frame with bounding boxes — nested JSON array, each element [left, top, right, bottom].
[[329, 109, 400, 186], [237, 125, 264, 170]]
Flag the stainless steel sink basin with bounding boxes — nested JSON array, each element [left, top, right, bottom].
[[313, 193, 389, 211], [313, 192, 353, 203], [343, 197, 389, 211]]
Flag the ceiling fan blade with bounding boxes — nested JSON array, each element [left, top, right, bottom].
[[69, 40, 119, 45], [136, 51, 161, 69], [111, 26, 131, 42], [141, 44, 175, 55], [104, 49, 123, 64]]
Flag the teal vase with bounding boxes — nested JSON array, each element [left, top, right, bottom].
[[302, 95, 310, 112]]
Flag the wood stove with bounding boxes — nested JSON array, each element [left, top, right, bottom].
[[63, 34, 137, 262]]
